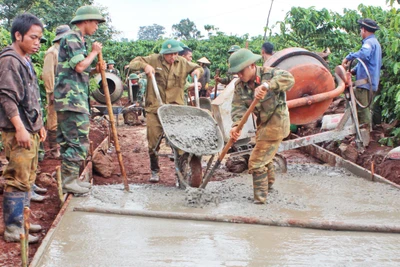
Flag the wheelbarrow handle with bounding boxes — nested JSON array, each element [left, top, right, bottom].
[[193, 74, 200, 108], [151, 73, 164, 105]]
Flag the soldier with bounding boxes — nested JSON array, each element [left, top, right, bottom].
[[0, 13, 46, 243], [228, 49, 294, 204], [215, 44, 240, 85], [54, 5, 106, 194], [106, 59, 120, 76], [128, 39, 203, 182], [342, 18, 382, 129], [42, 25, 70, 159]]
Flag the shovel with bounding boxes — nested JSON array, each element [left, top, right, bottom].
[[200, 88, 265, 188]]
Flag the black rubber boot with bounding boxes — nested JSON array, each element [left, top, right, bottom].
[[149, 154, 160, 183], [3, 191, 39, 243]]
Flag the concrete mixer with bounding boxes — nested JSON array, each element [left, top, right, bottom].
[[211, 47, 370, 156]]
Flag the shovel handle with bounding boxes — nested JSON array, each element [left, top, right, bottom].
[[151, 73, 163, 105], [217, 93, 262, 162], [193, 74, 200, 108]]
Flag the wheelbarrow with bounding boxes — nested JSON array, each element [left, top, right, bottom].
[[151, 73, 224, 188]]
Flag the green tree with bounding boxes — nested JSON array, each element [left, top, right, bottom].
[[172, 18, 201, 40], [137, 24, 165, 41]]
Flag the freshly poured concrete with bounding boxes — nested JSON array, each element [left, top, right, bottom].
[[34, 164, 400, 266]]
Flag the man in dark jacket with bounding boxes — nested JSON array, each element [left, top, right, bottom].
[[0, 13, 46, 243]]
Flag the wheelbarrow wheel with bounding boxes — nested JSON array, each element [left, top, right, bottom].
[[178, 153, 202, 188]]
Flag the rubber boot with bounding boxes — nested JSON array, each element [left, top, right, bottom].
[[77, 180, 92, 188], [32, 183, 47, 194], [25, 191, 42, 233], [48, 130, 61, 159], [62, 168, 90, 195], [3, 191, 39, 243], [30, 190, 46, 202], [252, 172, 269, 204], [266, 161, 275, 191], [149, 154, 160, 183]]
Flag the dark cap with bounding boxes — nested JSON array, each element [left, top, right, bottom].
[[53, 25, 71, 43], [357, 18, 380, 32]]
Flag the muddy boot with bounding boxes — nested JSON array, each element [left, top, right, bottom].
[[30, 190, 46, 202], [266, 161, 275, 191], [252, 172, 269, 204], [62, 169, 90, 195], [149, 154, 160, 183], [149, 171, 160, 183], [24, 192, 42, 233], [32, 183, 47, 194], [3, 191, 39, 243], [77, 180, 92, 188], [48, 130, 60, 159]]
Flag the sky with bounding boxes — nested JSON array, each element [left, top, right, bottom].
[[93, 0, 393, 41]]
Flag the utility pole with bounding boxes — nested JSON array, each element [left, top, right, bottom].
[[263, 0, 275, 41]]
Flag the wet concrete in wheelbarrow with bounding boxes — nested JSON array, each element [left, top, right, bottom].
[[33, 164, 400, 266]]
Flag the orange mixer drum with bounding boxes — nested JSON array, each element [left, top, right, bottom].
[[264, 48, 335, 125]]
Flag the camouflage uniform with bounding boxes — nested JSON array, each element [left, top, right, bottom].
[[231, 66, 294, 203], [129, 53, 203, 175], [54, 26, 92, 191], [0, 46, 43, 192], [106, 68, 120, 77]]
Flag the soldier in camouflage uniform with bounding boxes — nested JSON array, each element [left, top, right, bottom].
[[0, 13, 46, 243], [229, 49, 294, 204], [215, 45, 241, 86], [129, 39, 203, 182], [42, 25, 71, 159], [54, 5, 106, 194], [106, 59, 120, 77]]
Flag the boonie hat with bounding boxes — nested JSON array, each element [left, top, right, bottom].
[[53, 25, 70, 43]]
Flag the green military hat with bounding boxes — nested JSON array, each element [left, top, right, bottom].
[[107, 60, 116, 65], [160, 39, 183, 54], [228, 45, 241, 54], [129, 73, 139, 80], [70, 5, 106, 24], [228, 48, 262, 73], [179, 41, 189, 49]]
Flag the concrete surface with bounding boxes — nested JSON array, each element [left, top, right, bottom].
[[33, 164, 400, 266]]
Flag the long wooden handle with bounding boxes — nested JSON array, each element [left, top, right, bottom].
[[214, 69, 220, 100], [98, 52, 129, 192], [218, 96, 260, 161]]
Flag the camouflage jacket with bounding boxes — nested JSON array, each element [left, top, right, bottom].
[[42, 43, 59, 94], [137, 77, 147, 103], [231, 66, 294, 141], [106, 68, 120, 77], [129, 54, 203, 113], [0, 47, 43, 133], [54, 27, 92, 114]]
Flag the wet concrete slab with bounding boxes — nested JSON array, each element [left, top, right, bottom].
[[35, 199, 400, 267], [32, 164, 400, 266]]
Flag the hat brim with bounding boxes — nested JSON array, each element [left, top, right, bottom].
[[228, 54, 262, 73], [357, 19, 380, 31], [70, 15, 106, 24], [160, 47, 183, 54]]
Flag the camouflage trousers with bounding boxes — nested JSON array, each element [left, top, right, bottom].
[[248, 139, 282, 203], [1, 131, 40, 192], [57, 111, 90, 185]]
